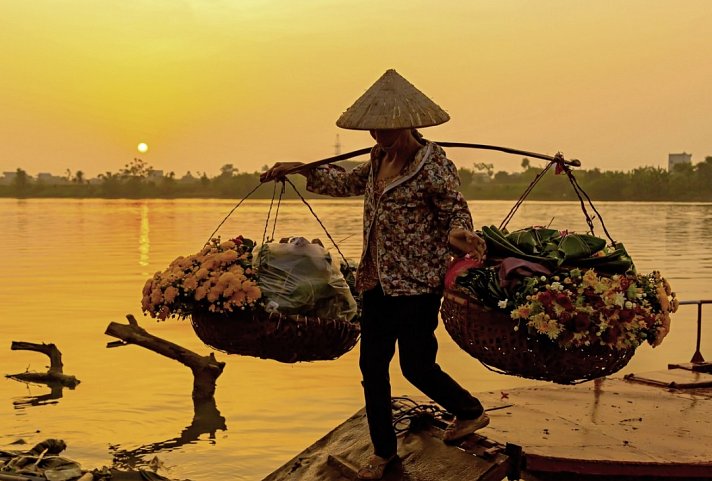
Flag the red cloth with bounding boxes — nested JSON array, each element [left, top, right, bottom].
[[444, 256, 483, 290], [498, 257, 551, 288]]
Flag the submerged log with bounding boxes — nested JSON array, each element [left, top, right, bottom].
[[6, 342, 80, 388], [104, 314, 225, 400]]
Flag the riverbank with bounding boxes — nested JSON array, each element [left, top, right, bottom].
[[3, 162, 712, 201]]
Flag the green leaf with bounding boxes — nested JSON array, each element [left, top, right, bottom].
[[507, 230, 538, 254]]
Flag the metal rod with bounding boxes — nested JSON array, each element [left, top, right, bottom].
[[677, 300, 710, 364], [692, 302, 705, 363], [282, 141, 581, 175]]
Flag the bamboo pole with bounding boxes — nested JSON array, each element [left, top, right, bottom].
[[281, 142, 581, 176]]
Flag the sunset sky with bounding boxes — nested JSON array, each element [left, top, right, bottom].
[[2, 1, 711, 178]]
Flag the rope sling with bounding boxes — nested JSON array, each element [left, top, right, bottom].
[[440, 154, 638, 384], [195, 140, 636, 375], [191, 178, 359, 363]]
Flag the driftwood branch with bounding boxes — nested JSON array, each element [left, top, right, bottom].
[[105, 314, 225, 400], [6, 342, 80, 388]]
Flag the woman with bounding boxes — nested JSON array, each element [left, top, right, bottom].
[[261, 69, 488, 480]]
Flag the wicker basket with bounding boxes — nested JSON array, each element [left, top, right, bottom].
[[441, 290, 635, 384], [190, 308, 360, 363]]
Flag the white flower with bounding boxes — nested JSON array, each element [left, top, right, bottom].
[[550, 281, 563, 291], [513, 325, 519, 332], [612, 292, 626, 307], [624, 301, 633, 309], [498, 299, 509, 309], [540, 276, 547, 281]]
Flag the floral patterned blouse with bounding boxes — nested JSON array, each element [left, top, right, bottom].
[[358, 176, 395, 292], [306, 141, 473, 296]]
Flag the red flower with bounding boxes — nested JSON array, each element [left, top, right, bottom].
[[538, 291, 554, 307], [230, 235, 244, 246], [619, 309, 635, 322], [556, 292, 574, 310], [603, 325, 621, 344], [574, 312, 591, 331]]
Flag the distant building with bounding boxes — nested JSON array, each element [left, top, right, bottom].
[[147, 170, 164, 181], [0, 171, 17, 185], [668, 152, 692, 171], [36, 173, 71, 185]]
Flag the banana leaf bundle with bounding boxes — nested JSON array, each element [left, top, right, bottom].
[[452, 226, 634, 310], [481, 225, 633, 273]]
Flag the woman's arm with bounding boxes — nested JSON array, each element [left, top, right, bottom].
[[305, 161, 371, 197], [261, 160, 371, 197]]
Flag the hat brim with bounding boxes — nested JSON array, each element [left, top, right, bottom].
[[336, 69, 450, 130]]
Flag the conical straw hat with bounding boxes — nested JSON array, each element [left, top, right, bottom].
[[336, 69, 450, 130]]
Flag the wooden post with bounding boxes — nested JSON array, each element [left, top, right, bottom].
[[6, 342, 79, 388], [104, 314, 225, 401]]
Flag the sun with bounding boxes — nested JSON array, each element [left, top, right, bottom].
[[137, 142, 149, 153]]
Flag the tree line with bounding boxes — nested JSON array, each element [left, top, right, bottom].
[[2, 156, 712, 201]]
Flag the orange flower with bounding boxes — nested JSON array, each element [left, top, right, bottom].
[[164, 286, 179, 304], [150, 289, 163, 305], [194, 286, 207, 301]]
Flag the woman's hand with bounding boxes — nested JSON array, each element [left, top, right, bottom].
[[260, 162, 306, 183], [448, 228, 486, 261]]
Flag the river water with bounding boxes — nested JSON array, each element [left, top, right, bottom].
[[1, 198, 710, 480]]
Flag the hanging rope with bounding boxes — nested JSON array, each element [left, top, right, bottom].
[[261, 181, 286, 246], [204, 182, 265, 246], [499, 161, 555, 230], [498, 152, 617, 244], [204, 142, 601, 253], [283, 177, 351, 267], [563, 168, 616, 244], [270, 181, 285, 243]]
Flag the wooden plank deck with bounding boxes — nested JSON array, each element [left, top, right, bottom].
[[471, 370, 712, 478], [262, 369, 712, 480], [261, 402, 510, 481]]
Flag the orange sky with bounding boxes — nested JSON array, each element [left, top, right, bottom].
[[1, 1, 711, 178]]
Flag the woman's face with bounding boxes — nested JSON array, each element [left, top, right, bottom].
[[369, 129, 408, 151]]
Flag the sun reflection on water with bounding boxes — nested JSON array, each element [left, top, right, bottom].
[[139, 203, 150, 268]]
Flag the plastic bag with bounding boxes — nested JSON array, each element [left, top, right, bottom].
[[253, 237, 357, 321]]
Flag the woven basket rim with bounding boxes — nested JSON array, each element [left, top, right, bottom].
[[191, 306, 358, 326]]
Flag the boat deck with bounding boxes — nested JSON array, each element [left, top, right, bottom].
[[262, 368, 712, 481]]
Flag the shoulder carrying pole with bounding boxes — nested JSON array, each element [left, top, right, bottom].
[[282, 142, 581, 175]]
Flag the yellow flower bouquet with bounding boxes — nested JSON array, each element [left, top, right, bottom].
[[141, 236, 261, 320], [139, 235, 360, 362]]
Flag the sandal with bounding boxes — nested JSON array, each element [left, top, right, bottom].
[[357, 453, 397, 480], [443, 412, 490, 443]]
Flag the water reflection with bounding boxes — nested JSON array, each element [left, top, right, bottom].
[[139, 203, 150, 268], [1, 199, 710, 481], [10, 381, 67, 409], [110, 397, 226, 470]]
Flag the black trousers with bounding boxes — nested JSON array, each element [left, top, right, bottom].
[[359, 287, 484, 458]]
